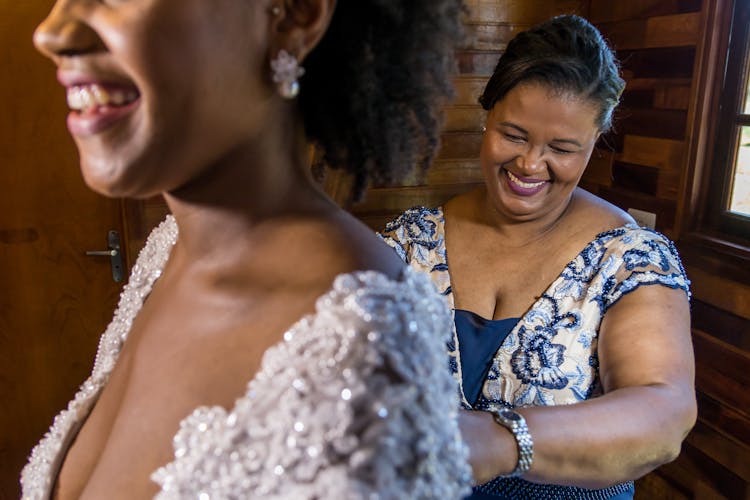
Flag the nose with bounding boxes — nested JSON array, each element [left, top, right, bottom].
[[33, 2, 102, 61], [515, 146, 546, 175]]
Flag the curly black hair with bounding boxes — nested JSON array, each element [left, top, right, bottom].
[[299, 0, 465, 201], [479, 15, 625, 132]]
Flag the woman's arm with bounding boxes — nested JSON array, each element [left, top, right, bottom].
[[462, 285, 696, 488]]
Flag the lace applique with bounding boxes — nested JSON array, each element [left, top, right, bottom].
[[380, 209, 691, 411], [21, 216, 471, 500], [152, 271, 471, 499], [21, 216, 178, 500]]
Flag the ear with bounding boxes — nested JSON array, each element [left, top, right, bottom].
[[269, 0, 337, 62]]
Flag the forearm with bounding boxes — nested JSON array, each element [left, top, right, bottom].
[[466, 384, 696, 488]]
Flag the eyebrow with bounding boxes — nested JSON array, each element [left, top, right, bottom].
[[499, 121, 584, 148]]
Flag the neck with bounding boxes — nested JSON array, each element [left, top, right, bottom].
[[161, 108, 338, 269], [475, 187, 575, 247]]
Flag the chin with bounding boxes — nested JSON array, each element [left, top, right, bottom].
[[79, 156, 158, 199]]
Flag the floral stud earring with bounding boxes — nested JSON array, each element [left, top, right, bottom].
[[271, 50, 305, 99]]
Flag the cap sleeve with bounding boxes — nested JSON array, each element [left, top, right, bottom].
[[600, 226, 691, 312]]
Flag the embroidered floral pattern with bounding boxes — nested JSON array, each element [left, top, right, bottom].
[[380, 207, 691, 411]]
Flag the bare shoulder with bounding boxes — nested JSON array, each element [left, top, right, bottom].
[[569, 188, 636, 234], [292, 208, 406, 285]]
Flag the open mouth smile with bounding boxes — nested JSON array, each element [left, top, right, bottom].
[[504, 169, 549, 196], [64, 83, 141, 137], [67, 84, 139, 112]]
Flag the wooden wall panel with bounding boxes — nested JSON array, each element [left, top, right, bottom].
[[583, 8, 701, 238], [590, 2, 750, 497], [589, 0, 703, 23]]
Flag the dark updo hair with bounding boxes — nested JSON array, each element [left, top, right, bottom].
[[479, 15, 625, 132], [299, 0, 465, 201]]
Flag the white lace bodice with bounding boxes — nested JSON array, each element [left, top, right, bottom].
[[21, 216, 472, 499]]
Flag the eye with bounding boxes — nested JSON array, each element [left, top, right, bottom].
[[504, 133, 526, 143], [550, 145, 574, 155]]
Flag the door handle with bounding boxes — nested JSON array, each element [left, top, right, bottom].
[[85, 230, 124, 283]]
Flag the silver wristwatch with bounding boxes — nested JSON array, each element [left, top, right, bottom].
[[491, 408, 534, 477]]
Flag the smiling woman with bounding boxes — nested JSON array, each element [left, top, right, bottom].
[[381, 15, 695, 499], [22, 0, 472, 499]]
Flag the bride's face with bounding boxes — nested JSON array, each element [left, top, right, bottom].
[[34, 0, 276, 198]]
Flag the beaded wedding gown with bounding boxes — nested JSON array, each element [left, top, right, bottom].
[[21, 216, 471, 499]]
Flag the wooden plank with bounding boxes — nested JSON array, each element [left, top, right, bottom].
[[619, 47, 696, 79], [686, 266, 750, 320], [686, 420, 750, 482], [583, 148, 614, 187], [614, 135, 686, 200], [464, 0, 588, 24], [599, 12, 702, 50], [616, 135, 685, 172], [426, 159, 484, 185], [597, 186, 677, 234], [615, 108, 688, 140], [456, 49, 502, 76], [691, 299, 750, 351], [612, 161, 659, 196], [634, 472, 690, 499], [462, 23, 526, 51], [443, 105, 486, 132], [452, 76, 489, 106], [625, 77, 693, 90], [436, 132, 483, 160], [693, 329, 750, 414], [654, 85, 691, 110], [352, 184, 478, 215], [622, 89, 656, 109], [697, 392, 750, 450], [589, 0, 702, 24], [653, 440, 749, 499]]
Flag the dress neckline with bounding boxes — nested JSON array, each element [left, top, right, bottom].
[[28, 215, 422, 500], [453, 308, 519, 325], [436, 205, 640, 319], [432, 206, 640, 407]]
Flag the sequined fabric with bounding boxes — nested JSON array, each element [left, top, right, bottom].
[[21, 215, 472, 499]]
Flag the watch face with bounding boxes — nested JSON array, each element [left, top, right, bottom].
[[501, 410, 521, 421]]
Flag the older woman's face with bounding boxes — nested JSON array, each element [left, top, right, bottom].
[[34, 0, 273, 198], [480, 83, 600, 223]]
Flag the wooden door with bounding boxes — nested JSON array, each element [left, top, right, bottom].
[[0, 2, 127, 497]]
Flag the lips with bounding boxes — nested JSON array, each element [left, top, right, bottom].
[[504, 169, 549, 196], [58, 73, 141, 137]]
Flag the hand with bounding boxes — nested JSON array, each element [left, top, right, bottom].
[[459, 409, 517, 485]]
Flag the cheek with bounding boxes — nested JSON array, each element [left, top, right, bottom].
[[552, 157, 589, 183], [480, 134, 514, 165]]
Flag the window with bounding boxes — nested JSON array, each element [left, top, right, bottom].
[[706, 0, 750, 239], [730, 124, 749, 216]]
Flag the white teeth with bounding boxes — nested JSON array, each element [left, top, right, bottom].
[[507, 170, 546, 189], [66, 84, 138, 111]]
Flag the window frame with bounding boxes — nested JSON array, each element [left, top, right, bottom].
[[682, 0, 750, 267], [705, 0, 750, 236]]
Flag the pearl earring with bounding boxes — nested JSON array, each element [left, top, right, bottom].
[[271, 50, 305, 99]]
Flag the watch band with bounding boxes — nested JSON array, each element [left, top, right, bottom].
[[490, 408, 534, 477]]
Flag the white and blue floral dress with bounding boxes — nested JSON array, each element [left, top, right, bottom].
[[379, 206, 691, 500]]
